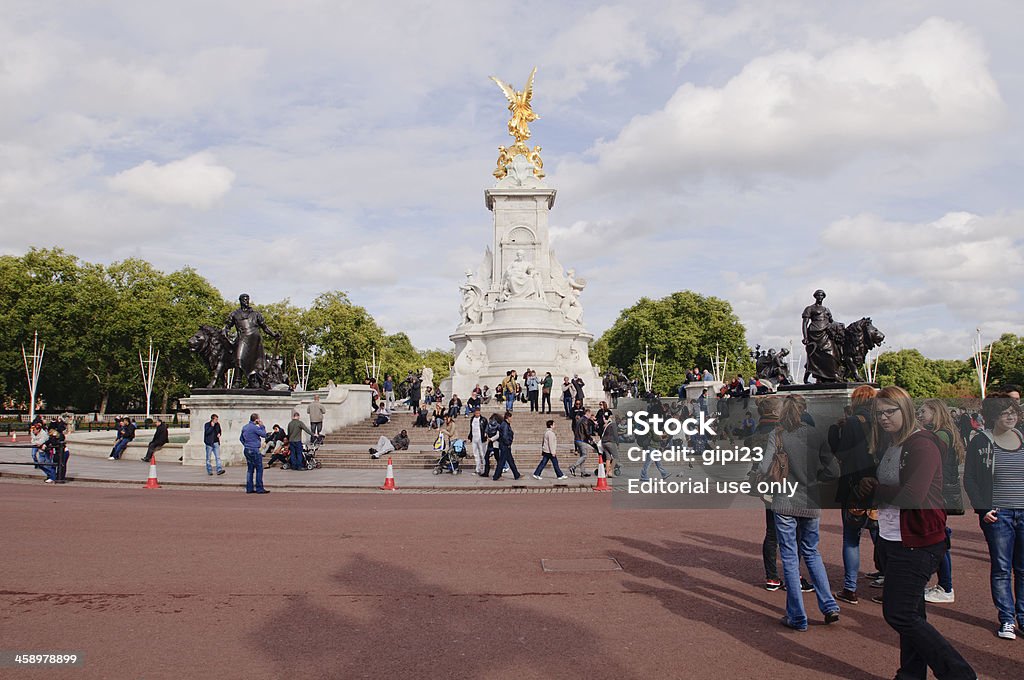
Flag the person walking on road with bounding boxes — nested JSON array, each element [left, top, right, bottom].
[[240, 413, 269, 494], [287, 411, 312, 471], [533, 419, 567, 480], [862, 386, 975, 677], [492, 411, 521, 481], [307, 395, 326, 436], [467, 407, 488, 475], [204, 414, 225, 475], [569, 408, 597, 477]]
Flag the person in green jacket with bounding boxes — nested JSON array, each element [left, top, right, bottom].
[[287, 412, 312, 471]]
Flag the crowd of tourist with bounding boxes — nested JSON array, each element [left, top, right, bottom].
[[739, 383, 1024, 679]]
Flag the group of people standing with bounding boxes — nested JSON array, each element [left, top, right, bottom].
[[747, 384, 1024, 680]]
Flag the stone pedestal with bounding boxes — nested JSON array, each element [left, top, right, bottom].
[[449, 154, 599, 399], [180, 384, 376, 466], [777, 383, 880, 425]]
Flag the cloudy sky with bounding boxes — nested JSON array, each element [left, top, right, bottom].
[[2, 1, 1022, 361]]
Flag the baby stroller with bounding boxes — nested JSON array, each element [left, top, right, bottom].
[[432, 435, 466, 475], [301, 433, 324, 470]]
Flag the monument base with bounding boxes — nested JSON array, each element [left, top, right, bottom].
[[179, 384, 376, 466]]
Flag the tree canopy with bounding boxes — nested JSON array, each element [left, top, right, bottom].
[[0, 249, 449, 413], [591, 291, 753, 394]]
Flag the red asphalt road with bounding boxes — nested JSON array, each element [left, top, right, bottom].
[[1, 484, 1020, 680]]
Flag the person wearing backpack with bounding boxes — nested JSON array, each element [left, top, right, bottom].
[[918, 399, 965, 605], [758, 395, 841, 631], [964, 394, 1024, 641]]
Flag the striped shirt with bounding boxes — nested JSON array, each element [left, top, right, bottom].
[[992, 437, 1024, 509]]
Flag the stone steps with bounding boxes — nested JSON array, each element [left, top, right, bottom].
[[314, 409, 585, 469]]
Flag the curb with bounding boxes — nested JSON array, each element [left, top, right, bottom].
[[0, 470, 605, 493]]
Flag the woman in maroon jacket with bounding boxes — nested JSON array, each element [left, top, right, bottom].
[[862, 386, 975, 680]]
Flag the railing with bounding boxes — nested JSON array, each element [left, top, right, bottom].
[[1, 413, 191, 434]]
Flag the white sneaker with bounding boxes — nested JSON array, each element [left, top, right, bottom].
[[557, 475, 569, 480], [924, 586, 955, 603], [997, 621, 1016, 640], [107, 456, 115, 460], [44, 478, 54, 484], [531, 474, 542, 480]]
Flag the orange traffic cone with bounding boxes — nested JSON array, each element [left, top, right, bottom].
[[594, 455, 611, 492], [143, 458, 160, 489], [380, 457, 396, 490]]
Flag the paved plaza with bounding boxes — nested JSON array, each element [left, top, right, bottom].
[[1, 481, 1019, 680]]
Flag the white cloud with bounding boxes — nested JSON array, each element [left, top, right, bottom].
[[541, 6, 655, 103], [560, 17, 1004, 193], [107, 152, 235, 208]]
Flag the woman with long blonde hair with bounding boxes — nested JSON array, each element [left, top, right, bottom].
[[918, 399, 966, 604], [862, 386, 974, 679]]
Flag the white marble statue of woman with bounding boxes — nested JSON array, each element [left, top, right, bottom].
[[501, 251, 540, 301]]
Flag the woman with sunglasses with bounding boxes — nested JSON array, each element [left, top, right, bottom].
[[964, 394, 1024, 641], [861, 386, 975, 679]]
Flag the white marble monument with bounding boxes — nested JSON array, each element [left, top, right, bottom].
[[449, 68, 600, 399]]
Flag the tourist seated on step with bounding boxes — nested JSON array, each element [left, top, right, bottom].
[[266, 436, 291, 468], [431, 402, 445, 429], [263, 424, 285, 455], [465, 391, 481, 416], [414, 406, 430, 428], [448, 394, 463, 419], [372, 403, 390, 427], [370, 429, 411, 458], [482, 385, 491, 403], [423, 387, 435, 405]]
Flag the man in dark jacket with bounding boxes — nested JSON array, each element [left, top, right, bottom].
[[203, 414, 225, 476], [286, 412, 312, 471], [491, 411, 520, 481], [109, 418, 131, 460], [142, 417, 168, 462]]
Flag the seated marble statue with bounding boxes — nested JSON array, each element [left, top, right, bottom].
[[500, 251, 544, 301]]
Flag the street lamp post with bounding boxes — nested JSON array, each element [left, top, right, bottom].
[[139, 339, 159, 421], [22, 331, 45, 423]]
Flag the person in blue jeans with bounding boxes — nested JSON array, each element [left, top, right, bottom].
[[30, 423, 56, 483], [759, 396, 840, 630], [203, 414, 225, 476], [239, 413, 269, 494], [965, 395, 1024, 640], [829, 386, 879, 605]]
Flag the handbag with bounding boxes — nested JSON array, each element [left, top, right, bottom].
[[762, 429, 789, 485]]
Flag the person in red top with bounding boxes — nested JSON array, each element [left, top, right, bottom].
[[861, 386, 975, 680]]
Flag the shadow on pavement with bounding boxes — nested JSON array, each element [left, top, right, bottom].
[[250, 554, 636, 679]]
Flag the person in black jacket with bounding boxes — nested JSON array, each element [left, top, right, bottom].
[[830, 386, 879, 605], [203, 414, 225, 476], [491, 411, 520, 481], [142, 417, 168, 462]]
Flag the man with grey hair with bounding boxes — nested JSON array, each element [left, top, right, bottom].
[[287, 411, 312, 471]]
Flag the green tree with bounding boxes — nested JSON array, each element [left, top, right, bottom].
[[876, 349, 945, 398], [986, 333, 1024, 390], [303, 291, 387, 386], [594, 291, 751, 394]]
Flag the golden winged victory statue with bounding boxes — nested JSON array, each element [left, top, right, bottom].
[[491, 67, 545, 180]]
